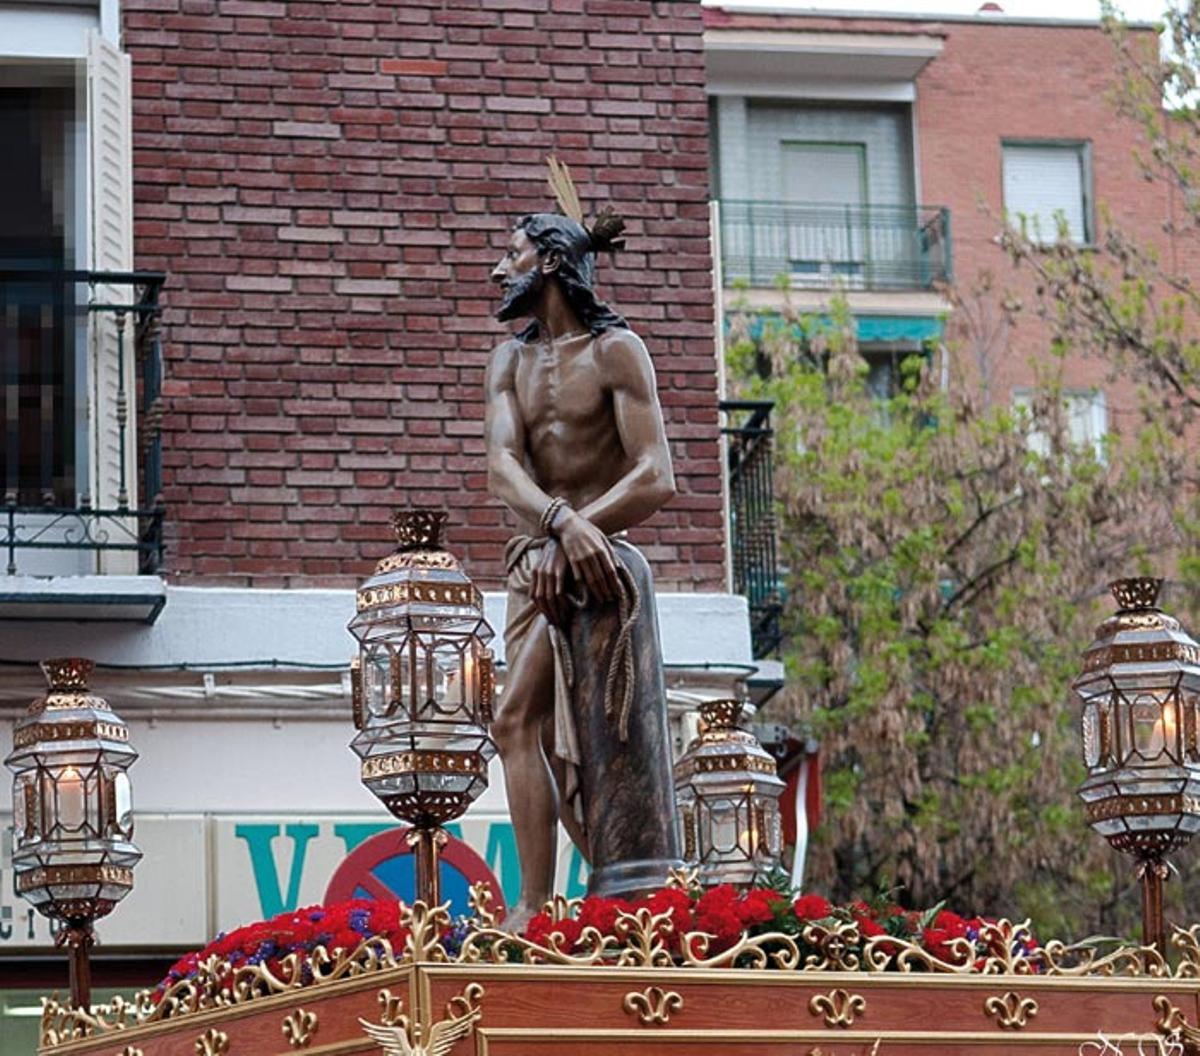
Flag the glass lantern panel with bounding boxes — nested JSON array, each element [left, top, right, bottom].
[[12, 780, 27, 845], [430, 643, 468, 718], [1082, 702, 1100, 768], [365, 647, 394, 719], [1162, 696, 1183, 762], [1180, 691, 1200, 758], [765, 802, 783, 856], [56, 765, 87, 830], [113, 771, 133, 838], [1131, 695, 1166, 759], [701, 797, 745, 857], [1099, 699, 1114, 763]]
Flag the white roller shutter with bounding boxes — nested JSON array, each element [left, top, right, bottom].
[[87, 29, 137, 572], [1002, 143, 1089, 244]]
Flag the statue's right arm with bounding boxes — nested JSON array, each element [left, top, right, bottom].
[[484, 341, 554, 528]]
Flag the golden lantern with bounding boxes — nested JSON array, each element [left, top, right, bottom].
[[5, 658, 140, 1008], [347, 509, 496, 904], [674, 698, 785, 887], [1075, 578, 1200, 957]]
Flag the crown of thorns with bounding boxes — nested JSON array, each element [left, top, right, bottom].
[[546, 155, 627, 253]]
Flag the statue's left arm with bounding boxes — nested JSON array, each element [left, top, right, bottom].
[[575, 329, 676, 534]]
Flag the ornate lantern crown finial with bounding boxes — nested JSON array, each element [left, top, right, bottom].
[[699, 698, 744, 731], [1110, 577, 1164, 612], [391, 509, 448, 552], [41, 657, 94, 693]]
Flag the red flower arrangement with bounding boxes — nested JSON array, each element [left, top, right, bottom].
[[153, 899, 411, 1003], [154, 884, 1040, 1000]]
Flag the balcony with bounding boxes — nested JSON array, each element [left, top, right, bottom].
[[721, 399, 782, 659], [717, 200, 952, 292], [2, 269, 166, 603]]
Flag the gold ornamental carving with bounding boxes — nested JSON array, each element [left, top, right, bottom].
[[1154, 995, 1200, 1054], [116, 1047, 144, 1056], [282, 1007, 318, 1048], [195, 1027, 230, 1056], [622, 986, 683, 1025], [983, 991, 1039, 1029], [360, 981, 483, 1056], [379, 988, 405, 1027], [809, 988, 866, 1028]]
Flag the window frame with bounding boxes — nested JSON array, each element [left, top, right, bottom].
[[1012, 386, 1108, 463], [1000, 138, 1095, 248]]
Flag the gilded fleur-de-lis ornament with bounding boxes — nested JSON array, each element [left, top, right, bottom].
[[282, 1007, 319, 1048]]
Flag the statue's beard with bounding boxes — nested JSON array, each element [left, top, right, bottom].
[[495, 269, 544, 322]]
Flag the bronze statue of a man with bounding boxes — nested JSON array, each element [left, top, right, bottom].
[[484, 169, 682, 929]]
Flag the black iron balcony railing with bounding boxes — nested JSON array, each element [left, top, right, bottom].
[[2, 269, 167, 575], [719, 200, 952, 292], [722, 399, 782, 659]]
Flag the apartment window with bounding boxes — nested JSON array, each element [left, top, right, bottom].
[[1012, 388, 1107, 461], [1002, 142, 1092, 245]]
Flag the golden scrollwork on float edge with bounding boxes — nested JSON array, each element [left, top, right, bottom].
[[809, 988, 866, 1028], [194, 1027, 229, 1056], [622, 986, 683, 1025], [1154, 994, 1200, 1054], [359, 981, 483, 1056], [983, 990, 1039, 1029], [116, 1046, 143, 1056], [38, 899, 1200, 1049], [281, 1007, 318, 1049]]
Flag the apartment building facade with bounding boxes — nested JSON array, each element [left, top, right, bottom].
[[704, 4, 1170, 450]]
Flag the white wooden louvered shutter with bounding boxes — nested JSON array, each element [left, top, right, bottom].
[[1002, 144, 1089, 244], [87, 29, 137, 572]]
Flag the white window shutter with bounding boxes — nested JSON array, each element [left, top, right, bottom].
[[87, 29, 137, 572], [1003, 145, 1087, 244]]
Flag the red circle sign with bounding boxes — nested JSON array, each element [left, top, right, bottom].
[[324, 827, 505, 919]]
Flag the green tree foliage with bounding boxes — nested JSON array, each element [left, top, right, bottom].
[[726, 288, 1187, 939]]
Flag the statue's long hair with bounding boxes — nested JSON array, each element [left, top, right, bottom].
[[513, 213, 627, 342]]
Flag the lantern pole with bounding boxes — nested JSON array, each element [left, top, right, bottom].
[[407, 825, 447, 906], [1139, 857, 1169, 960], [62, 921, 95, 1011]]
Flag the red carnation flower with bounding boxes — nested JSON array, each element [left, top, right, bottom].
[[735, 888, 782, 927], [793, 894, 833, 921]]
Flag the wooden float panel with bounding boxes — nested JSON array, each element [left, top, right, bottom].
[[39, 965, 1200, 1056]]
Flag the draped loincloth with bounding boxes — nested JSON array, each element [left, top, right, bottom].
[[503, 534, 642, 829]]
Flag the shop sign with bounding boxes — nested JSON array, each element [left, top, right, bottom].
[[1, 813, 588, 951]]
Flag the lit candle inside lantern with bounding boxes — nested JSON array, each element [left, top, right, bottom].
[[1156, 701, 1179, 754], [57, 766, 86, 829], [463, 650, 476, 702]]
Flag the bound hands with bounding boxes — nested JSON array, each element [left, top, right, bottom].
[[531, 509, 621, 627]]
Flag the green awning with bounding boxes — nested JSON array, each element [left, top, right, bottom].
[[855, 315, 943, 343], [736, 313, 944, 345]]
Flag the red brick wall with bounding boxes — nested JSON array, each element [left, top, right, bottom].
[[124, 0, 723, 589]]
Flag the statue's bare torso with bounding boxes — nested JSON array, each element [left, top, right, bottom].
[[498, 332, 631, 521]]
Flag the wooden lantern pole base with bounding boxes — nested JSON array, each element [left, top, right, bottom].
[[406, 825, 448, 906], [1139, 857, 1169, 962], [60, 920, 95, 1011]]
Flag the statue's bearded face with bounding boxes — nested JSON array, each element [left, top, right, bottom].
[[492, 227, 546, 322]]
